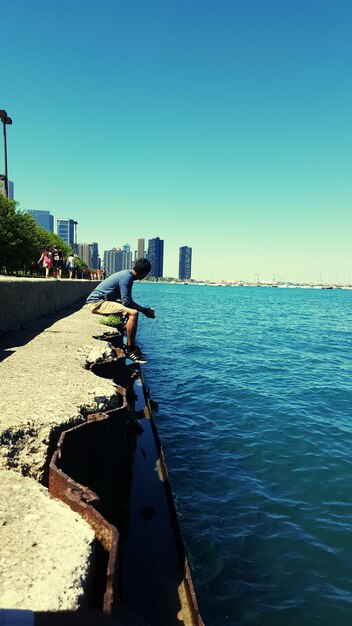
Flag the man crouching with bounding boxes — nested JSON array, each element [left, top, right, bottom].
[[86, 258, 155, 363]]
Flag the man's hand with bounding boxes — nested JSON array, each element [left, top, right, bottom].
[[144, 307, 155, 318]]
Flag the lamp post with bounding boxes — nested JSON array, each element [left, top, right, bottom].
[[0, 110, 13, 198]]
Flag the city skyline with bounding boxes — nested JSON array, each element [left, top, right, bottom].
[[1, 1, 351, 283], [25, 208, 188, 276]]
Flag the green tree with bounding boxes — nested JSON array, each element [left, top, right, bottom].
[[0, 194, 72, 275], [0, 194, 24, 274]]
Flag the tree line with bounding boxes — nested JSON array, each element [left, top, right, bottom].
[[0, 194, 90, 276]]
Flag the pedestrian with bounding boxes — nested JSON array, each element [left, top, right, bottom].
[[66, 252, 75, 279], [86, 258, 155, 363], [38, 248, 53, 278], [52, 245, 64, 278]]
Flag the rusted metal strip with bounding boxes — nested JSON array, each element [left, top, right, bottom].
[[49, 417, 119, 612], [182, 560, 205, 626]]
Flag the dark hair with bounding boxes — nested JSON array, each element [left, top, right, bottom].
[[134, 258, 151, 276]]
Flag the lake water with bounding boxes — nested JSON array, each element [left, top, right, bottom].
[[134, 283, 352, 626]]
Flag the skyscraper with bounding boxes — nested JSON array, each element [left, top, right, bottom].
[[103, 247, 130, 275], [179, 246, 192, 281], [123, 244, 132, 270], [137, 238, 145, 260], [8, 181, 14, 199], [27, 210, 54, 233], [57, 218, 77, 248], [76, 242, 99, 269], [147, 237, 164, 278]]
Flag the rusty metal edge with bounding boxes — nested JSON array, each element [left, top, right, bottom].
[[137, 370, 205, 626], [183, 559, 205, 626], [49, 417, 119, 613]]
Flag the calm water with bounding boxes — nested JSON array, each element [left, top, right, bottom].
[[134, 283, 352, 626]]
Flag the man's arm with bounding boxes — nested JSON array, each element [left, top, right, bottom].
[[119, 274, 150, 314]]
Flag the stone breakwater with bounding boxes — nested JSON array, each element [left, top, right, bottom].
[[0, 301, 121, 610]]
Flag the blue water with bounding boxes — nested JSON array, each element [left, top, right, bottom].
[[134, 283, 352, 626]]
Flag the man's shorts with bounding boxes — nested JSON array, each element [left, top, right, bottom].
[[87, 300, 129, 316]]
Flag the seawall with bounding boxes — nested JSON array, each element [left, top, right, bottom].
[[0, 276, 99, 335]]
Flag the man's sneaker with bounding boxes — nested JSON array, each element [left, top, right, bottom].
[[124, 346, 147, 364]]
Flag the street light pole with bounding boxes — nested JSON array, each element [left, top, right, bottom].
[[0, 110, 13, 198]]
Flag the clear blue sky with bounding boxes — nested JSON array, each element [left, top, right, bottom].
[[2, 0, 351, 282]]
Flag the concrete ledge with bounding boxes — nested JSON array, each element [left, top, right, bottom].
[[0, 277, 100, 335], [0, 304, 119, 481], [0, 303, 121, 609]]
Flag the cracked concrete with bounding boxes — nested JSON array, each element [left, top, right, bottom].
[[0, 299, 122, 609], [0, 469, 95, 610], [0, 302, 120, 481]]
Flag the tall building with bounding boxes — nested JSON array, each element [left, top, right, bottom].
[[8, 181, 14, 199], [27, 209, 54, 233], [179, 246, 192, 281], [57, 218, 78, 248], [104, 245, 133, 275], [147, 237, 164, 278], [104, 248, 123, 275], [76, 242, 99, 269], [123, 244, 132, 270], [137, 238, 145, 260]]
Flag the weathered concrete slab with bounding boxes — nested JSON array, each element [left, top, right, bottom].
[[0, 302, 119, 481], [0, 300, 122, 610], [0, 469, 95, 610]]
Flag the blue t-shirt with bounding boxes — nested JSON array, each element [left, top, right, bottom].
[[86, 270, 144, 311]]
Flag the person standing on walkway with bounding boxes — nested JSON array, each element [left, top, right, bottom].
[[52, 245, 64, 278], [86, 258, 155, 363], [38, 248, 53, 278], [66, 252, 75, 279]]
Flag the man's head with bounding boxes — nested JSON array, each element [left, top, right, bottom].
[[133, 258, 151, 279]]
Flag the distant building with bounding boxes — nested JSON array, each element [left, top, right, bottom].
[[76, 242, 99, 269], [147, 237, 164, 278], [104, 249, 116, 275], [137, 238, 145, 260], [0, 178, 14, 199], [27, 209, 54, 233], [57, 218, 77, 248], [103, 244, 134, 275], [123, 244, 132, 270], [179, 246, 192, 281], [103, 248, 122, 275]]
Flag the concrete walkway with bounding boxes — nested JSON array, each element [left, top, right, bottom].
[[0, 301, 121, 610]]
